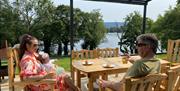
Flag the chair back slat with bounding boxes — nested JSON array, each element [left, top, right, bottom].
[[167, 39, 180, 63], [71, 49, 98, 60], [167, 40, 173, 61], [167, 65, 180, 91], [173, 40, 180, 62], [125, 74, 167, 91], [6, 48, 15, 90], [84, 50, 89, 59], [130, 86, 135, 91], [146, 81, 153, 91], [174, 78, 180, 91], [97, 48, 119, 58], [12, 48, 21, 74]]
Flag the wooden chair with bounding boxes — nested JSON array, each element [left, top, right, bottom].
[[166, 65, 180, 91], [72, 49, 98, 60], [125, 74, 167, 91], [100, 74, 167, 91], [8, 48, 56, 91], [167, 39, 180, 65], [71, 49, 98, 84], [97, 48, 119, 58], [96, 48, 119, 77]]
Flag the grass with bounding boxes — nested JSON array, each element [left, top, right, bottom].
[[53, 57, 71, 71], [0, 60, 8, 66], [156, 53, 167, 60]]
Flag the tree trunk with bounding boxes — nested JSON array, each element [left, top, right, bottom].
[[82, 41, 89, 49], [130, 46, 134, 54], [63, 42, 68, 56], [90, 42, 95, 50], [44, 39, 51, 54], [57, 43, 62, 56]]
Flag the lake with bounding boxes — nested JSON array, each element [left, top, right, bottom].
[[74, 33, 121, 51]]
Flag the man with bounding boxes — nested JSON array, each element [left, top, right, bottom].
[[99, 33, 161, 91]]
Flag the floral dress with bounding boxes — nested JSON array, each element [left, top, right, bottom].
[[20, 51, 68, 91]]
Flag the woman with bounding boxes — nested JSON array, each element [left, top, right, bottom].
[[19, 34, 79, 91]]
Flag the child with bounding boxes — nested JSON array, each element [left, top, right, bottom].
[[40, 53, 65, 75]]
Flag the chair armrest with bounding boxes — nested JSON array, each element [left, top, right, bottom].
[[13, 79, 56, 87]]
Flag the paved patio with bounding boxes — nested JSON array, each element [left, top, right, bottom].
[[0, 75, 23, 91]]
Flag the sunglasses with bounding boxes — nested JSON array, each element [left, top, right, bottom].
[[136, 43, 148, 47]]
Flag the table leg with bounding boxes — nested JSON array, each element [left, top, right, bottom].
[[99, 73, 108, 91], [88, 74, 93, 91], [102, 73, 108, 80], [76, 70, 81, 88]]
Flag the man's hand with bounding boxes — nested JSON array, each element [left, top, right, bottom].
[[128, 56, 141, 63]]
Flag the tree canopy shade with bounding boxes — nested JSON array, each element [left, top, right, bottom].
[[85, 0, 152, 5]]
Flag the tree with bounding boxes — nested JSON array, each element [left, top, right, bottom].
[[177, 0, 180, 5], [80, 10, 107, 50], [13, 0, 38, 33], [119, 11, 153, 54], [53, 5, 84, 56], [34, 0, 56, 54], [151, 5, 180, 50], [13, 0, 58, 54], [0, 1, 106, 56], [108, 27, 122, 33], [0, 0, 22, 46]]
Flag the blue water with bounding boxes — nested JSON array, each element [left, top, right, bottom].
[[74, 33, 121, 50]]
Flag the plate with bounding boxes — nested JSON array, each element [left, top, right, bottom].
[[82, 61, 94, 66], [102, 64, 115, 68]]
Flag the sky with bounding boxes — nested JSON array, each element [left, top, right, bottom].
[[53, 0, 177, 22]]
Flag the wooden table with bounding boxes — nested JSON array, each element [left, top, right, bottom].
[[72, 57, 170, 91]]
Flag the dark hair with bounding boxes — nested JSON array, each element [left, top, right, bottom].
[[19, 34, 37, 60], [19, 34, 32, 43], [136, 33, 158, 54]]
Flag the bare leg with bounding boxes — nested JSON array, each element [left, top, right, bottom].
[[63, 74, 81, 91], [99, 79, 124, 91], [58, 74, 81, 91]]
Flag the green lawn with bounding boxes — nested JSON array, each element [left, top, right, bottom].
[[52, 54, 167, 72], [53, 57, 71, 71], [0, 60, 8, 66], [156, 53, 167, 60]]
